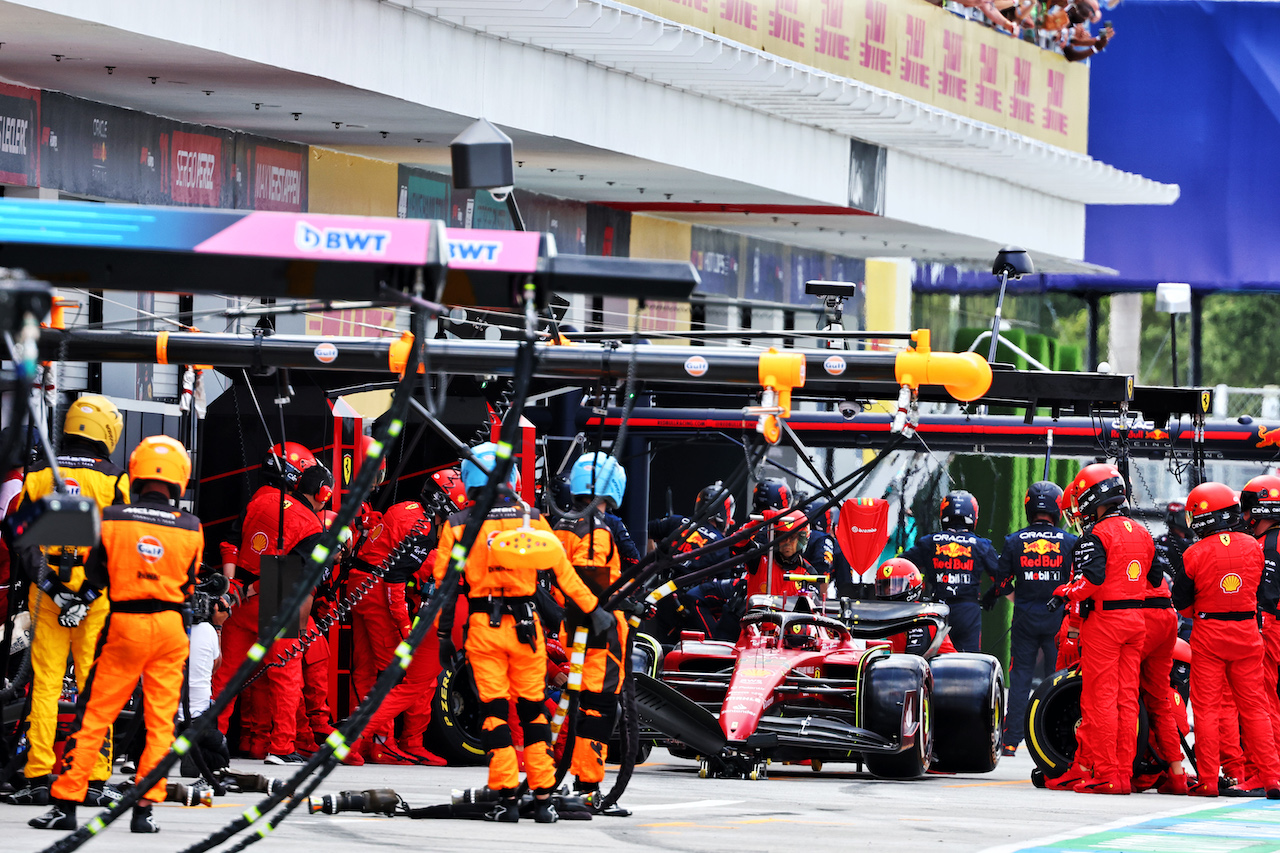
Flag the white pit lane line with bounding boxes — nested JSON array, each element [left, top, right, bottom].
[[977, 800, 1235, 853], [627, 799, 746, 813]]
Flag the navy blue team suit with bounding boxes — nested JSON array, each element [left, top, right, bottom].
[[985, 520, 1077, 749], [901, 491, 997, 653]]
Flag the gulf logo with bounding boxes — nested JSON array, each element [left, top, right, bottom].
[[137, 536, 165, 562]]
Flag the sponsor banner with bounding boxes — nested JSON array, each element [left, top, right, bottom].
[[586, 204, 630, 258], [169, 130, 223, 206], [194, 211, 433, 264], [691, 226, 742, 297], [443, 227, 541, 272], [0, 83, 39, 186], [236, 136, 307, 211], [397, 165, 452, 221], [41, 92, 235, 206], [628, 0, 1088, 151], [744, 237, 786, 303]]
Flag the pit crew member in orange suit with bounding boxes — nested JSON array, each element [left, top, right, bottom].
[[901, 490, 998, 653], [873, 557, 956, 655], [350, 488, 445, 765], [745, 510, 822, 600], [1241, 475, 1280, 732], [1055, 463, 1151, 794], [554, 452, 639, 802], [11, 395, 128, 806], [1172, 482, 1280, 798], [433, 442, 615, 823], [211, 442, 332, 766], [31, 436, 200, 834], [984, 481, 1077, 757]]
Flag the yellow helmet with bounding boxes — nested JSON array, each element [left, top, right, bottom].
[[64, 395, 123, 453], [129, 435, 192, 498]]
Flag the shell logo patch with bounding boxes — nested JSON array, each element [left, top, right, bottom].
[[370, 524, 385, 541], [1221, 573, 1243, 594], [1126, 560, 1142, 581], [250, 531, 269, 554], [1220, 533, 1233, 546]]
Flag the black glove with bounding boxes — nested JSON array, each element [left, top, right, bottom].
[[438, 636, 457, 668], [980, 588, 999, 612], [53, 591, 90, 628], [588, 607, 616, 637]]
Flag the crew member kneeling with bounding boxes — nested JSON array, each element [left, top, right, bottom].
[[32, 436, 202, 834], [1173, 482, 1280, 798], [434, 443, 615, 823]]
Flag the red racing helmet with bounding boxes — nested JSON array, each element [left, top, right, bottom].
[[773, 510, 809, 552], [1186, 481, 1241, 536], [1240, 475, 1280, 528], [875, 557, 924, 602], [264, 441, 318, 490], [1069, 463, 1127, 520], [356, 434, 387, 487]]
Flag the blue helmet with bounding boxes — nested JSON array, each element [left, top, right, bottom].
[[569, 452, 626, 510], [460, 442, 519, 493]]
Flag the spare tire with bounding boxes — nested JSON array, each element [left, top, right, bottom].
[[1024, 666, 1084, 777], [424, 660, 487, 766], [861, 654, 932, 779], [930, 653, 1005, 773], [1024, 665, 1149, 778]]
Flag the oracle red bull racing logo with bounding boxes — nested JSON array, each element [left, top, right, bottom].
[[936, 542, 972, 559], [1024, 539, 1060, 556]]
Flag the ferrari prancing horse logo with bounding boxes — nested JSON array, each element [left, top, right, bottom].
[[1220, 533, 1233, 546]]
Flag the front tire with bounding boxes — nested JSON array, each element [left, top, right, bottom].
[[424, 660, 487, 766], [862, 654, 932, 779]]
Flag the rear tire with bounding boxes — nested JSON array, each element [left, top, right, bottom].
[[424, 660, 487, 766], [930, 653, 1005, 773], [862, 654, 932, 779]]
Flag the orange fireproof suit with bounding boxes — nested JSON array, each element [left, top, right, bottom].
[[435, 499, 601, 796], [51, 493, 202, 804]]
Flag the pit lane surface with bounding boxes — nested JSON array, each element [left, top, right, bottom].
[[3, 751, 1273, 853]]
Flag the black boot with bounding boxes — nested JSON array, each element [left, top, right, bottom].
[[484, 797, 520, 822], [29, 800, 76, 830], [533, 797, 559, 824], [131, 804, 160, 834], [6, 774, 51, 805], [85, 780, 122, 807]]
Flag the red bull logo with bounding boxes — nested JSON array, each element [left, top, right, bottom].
[[1024, 539, 1060, 556], [936, 542, 972, 558], [1258, 425, 1280, 449]]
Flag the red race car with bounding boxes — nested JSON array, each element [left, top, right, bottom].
[[636, 594, 1004, 779]]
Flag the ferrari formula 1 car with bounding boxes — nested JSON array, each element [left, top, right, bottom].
[[636, 594, 1005, 779]]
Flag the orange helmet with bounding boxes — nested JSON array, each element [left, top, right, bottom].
[[129, 435, 192, 500], [875, 557, 924, 602], [1186, 481, 1240, 536], [1068, 463, 1127, 520], [357, 435, 387, 487], [1241, 475, 1280, 528]]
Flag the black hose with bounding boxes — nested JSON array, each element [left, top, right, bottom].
[[594, 631, 638, 812], [38, 306, 434, 853]]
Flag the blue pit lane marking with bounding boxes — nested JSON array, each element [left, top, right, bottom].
[[1007, 800, 1280, 853]]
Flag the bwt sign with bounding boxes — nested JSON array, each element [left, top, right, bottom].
[[294, 221, 391, 255]]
